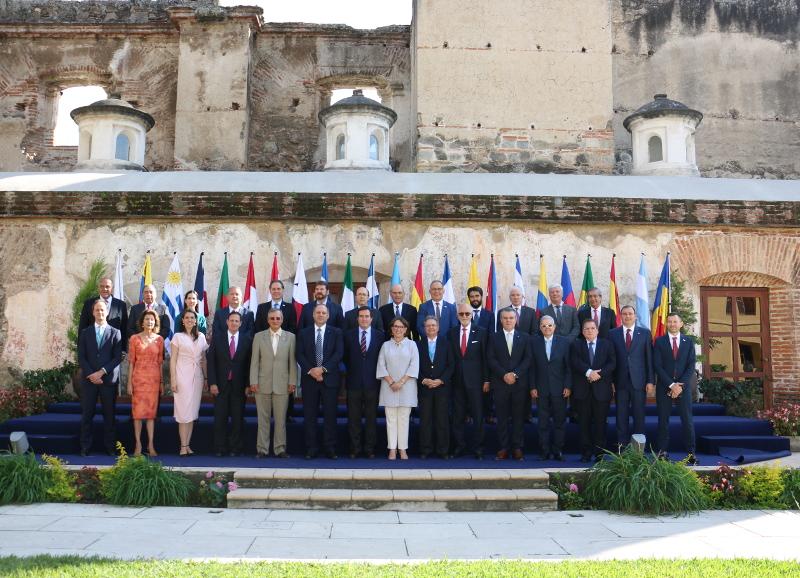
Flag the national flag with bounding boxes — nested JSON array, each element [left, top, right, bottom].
[[138, 251, 152, 304], [341, 253, 355, 313], [366, 253, 380, 309], [270, 252, 279, 283], [194, 252, 208, 317], [467, 254, 480, 303], [651, 253, 671, 342], [536, 254, 548, 318], [390, 252, 401, 287], [442, 255, 455, 304], [216, 252, 230, 310], [162, 252, 184, 351], [321, 252, 329, 283], [578, 255, 594, 308], [561, 255, 576, 307], [485, 254, 498, 328], [609, 254, 622, 328], [243, 252, 258, 312], [410, 254, 425, 309], [113, 249, 125, 303], [514, 254, 526, 304], [635, 253, 650, 329], [292, 253, 308, 322]]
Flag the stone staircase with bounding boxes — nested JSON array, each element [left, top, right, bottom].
[[227, 468, 558, 512]]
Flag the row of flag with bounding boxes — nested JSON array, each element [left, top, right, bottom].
[[113, 250, 673, 342]]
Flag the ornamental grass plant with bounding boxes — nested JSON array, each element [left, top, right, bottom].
[[100, 444, 192, 507], [0, 451, 49, 505], [584, 446, 709, 515]]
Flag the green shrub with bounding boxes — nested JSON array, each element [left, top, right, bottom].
[[67, 259, 107, 356], [584, 447, 709, 515], [701, 464, 749, 509], [100, 444, 191, 507], [0, 452, 49, 504], [737, 465, 786, 509], [41, 454, 78, 503], [75, 466, 102, 503], [698, 370, 763, 417], [195, 471, 238, 507], [549, 473, 587, 510], [782, 469, 800, 509], [21, 362, 77, 402], [0, 385, 53, 423]]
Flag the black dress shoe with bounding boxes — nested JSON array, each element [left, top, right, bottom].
[[474, 452, 483, 460], [255, 452, 268, 459], [348, 453, 358, 459], [215, 452, 224, 458], [80, 449, 90, 457], [419, 453, 429, 460], [230, 451, 241, 457], [275, 451, 290, 459], [325, 451, 338, 460], [437, 453, 450, 460], [451, 447, 465, 458], [553, 452, 565, 462], [304, 452, 316, 460], [366, 452, 375, 459]]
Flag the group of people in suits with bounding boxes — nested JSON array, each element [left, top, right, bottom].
[[77, 275, 697, 464]]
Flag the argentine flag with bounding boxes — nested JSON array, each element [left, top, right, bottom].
[[162, 252, 184, 352], [635, 254, 650, 329]]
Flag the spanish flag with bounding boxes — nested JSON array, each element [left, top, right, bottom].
[[411, 254, 425, 309], [651, 253, 671, 341], [609, 254, 621, 327]]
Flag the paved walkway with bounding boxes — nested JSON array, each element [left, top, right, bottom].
[[0, 503, 798, 561]]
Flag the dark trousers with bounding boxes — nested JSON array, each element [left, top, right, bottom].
[[482, 389, 495, 420], [303, 382, 338, 453], [80, 381, 117, 453], [213, 380, 245, 453], [577, 395, 610, 457], [346, 388, 378, 454], [418, 384, 451, 456], [453, 384, 485, 453], [493, 382, 527, 451], [536, 391, 567, 454], [656, 384, 695, 453], [615, 387, 647, 446]]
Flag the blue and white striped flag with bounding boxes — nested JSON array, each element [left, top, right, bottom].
[[514, 254, 526, 305], [635, 253, 650, 329], [366, 253, 380, 309], [162, 252, 184, 352]]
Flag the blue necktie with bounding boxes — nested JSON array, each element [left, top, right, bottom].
[[95, 327, 102, 348], [315, 328, 324, 367], [588, 342, 595, 365], [428, 341, 436, 361], [546, 339, 552, 361]]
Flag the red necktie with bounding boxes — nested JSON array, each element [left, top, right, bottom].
[[672, 336, 678, 360], [460, 327, 467, 357], [228, 335, 235, 380], [625, 329, 632, 350]]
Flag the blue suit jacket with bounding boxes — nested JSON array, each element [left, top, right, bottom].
[[609, 325, 654, 391], [417, 335, 454, 386], [206, 330, 253, 390], [298, 298, 344, 331], [78, 324, 122, 386], [569, 337, 616, 402], [417, 300, 458, 338], [343, 328, 384, 390], [486, 330, 531, 389], [297, 324, 344, 388], [473, 309, 495, 333], [530, 334, 572, 396], [653, 333, 696, 389]]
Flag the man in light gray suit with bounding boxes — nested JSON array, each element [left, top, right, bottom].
[[540, 284, 580, 339], [249, 309, 297, 458]]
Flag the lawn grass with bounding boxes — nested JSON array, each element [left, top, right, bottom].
[[0, 557, 797, 578]]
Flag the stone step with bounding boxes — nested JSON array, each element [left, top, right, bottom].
[[233, 468, 550, 490], [226, 487, 558, 512]]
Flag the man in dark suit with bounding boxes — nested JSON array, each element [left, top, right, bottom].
[[610, 305, 654, 448], [379, 284, 418, 341], [449, 303, 490, 459], [570, 318, 616, 462], [254, 280, 296, 334], [530, 315, 572, 461], [212, 286, 255, 339], [78, 277, 128, 351], [417, 280, 457, 338], [417, 316, 454, 459], [467, 286, 495, 332], [207, 311, 253, 456], [540, 284, 580, 339], [297, 304, 344, 459], [343, 307, 384, 459], [488, 307, 532, 461], [496, 287, 536, 335], [127, 284, 171, 342], [344, 287, 384, 332], [77, 299, 123, 456], [654, 313, 697, 465], [298, 281, 344, 331], [577, 287, 615, 339]]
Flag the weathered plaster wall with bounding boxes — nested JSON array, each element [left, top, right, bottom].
[[612, 0, 800, 179]]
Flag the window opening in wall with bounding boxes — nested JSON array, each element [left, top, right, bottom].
[[53, 86, 107, 146], [336, 134, 346, 160], [369, 134, 379, 160], [115, 133, 130, 161], [647, 135, 663, 163], [330, 87, 381, 105]]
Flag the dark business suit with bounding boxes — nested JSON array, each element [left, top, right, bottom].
[[654, 333, 696, 454], [417, 336, 454, 457], [417, 300, 458, 339], [496, 305, 537, 335], [471, 308, 495, 333], [343, 307, 384, 332], [79, 296, 128, 351], [343, 327, 384, 455], [487, 330, 532, 452], [297, 324, 344, 455], [577, 306, 616, 339], [540, 303, 580, 339], [449, 324, 489, 455], [570, 337, 616, 458], [530, 334, 572, 456], [212, 307, 255, 339], [298, 298, 344, 331], [127, 303, 171, 342], [206, 330, 253, 454], [379, 302, 419, 341], [254, 301, 297, 334], [77, 324, 122, 454], [610, 325, 654, 446]]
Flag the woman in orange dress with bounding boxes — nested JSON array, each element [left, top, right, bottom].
[[128, 309, 165, 456]]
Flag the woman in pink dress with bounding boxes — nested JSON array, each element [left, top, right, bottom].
[[169, 309, 208, 456], [128, 310, 165, 457]]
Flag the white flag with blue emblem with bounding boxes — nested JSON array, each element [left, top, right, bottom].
[[162, 252, 184, 352], [366, 253, 380, 309]]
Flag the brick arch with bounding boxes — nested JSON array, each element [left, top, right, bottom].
[[698, 271, 788, 288]]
